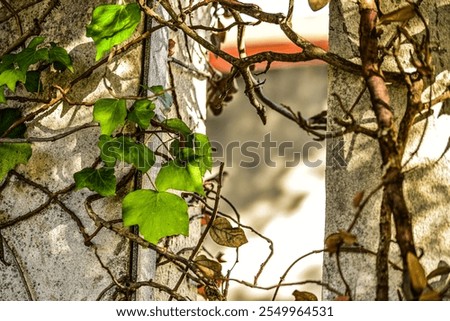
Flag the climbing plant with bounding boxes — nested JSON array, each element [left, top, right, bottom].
[[2, 0, 450, 302]]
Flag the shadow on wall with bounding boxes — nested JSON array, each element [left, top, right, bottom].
[[205, 65, 328, 300]]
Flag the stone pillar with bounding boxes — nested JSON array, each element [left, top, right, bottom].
[[0, 0, 206, 300], [324, 0, 450, 300]]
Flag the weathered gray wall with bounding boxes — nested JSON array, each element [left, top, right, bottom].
[[0, 0, 207, 300], [325, 0, 450, 300]]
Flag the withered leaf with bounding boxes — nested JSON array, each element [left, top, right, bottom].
[[334, 295, 350, 301], [210, 217, 248, 248], [292, 290, 318, 301], [378, 4, 415, 25], [407, 252, 427, 293], [427, 265, 450, 280], [195, 254, 222, 280], [353, 191, 364, 208], [308, 0, 330, 12], [419, 289, 441, 301], [325, 231, 357, 254], [168, 39, 176, 57]]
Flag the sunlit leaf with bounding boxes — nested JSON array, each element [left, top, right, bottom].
[[74, 167, 116, 197], [292, 290, 318, 301], [155, 160, 204, 195], [122, 189, 189, 244], [0, 86, 5, 104], [407, 252, 427, 293], [195, 255, 222, 280], [0, 69, 26, 91], [210, 217, 248, 248], [128, 99, 155, 129], [86, 3, 141, 60], [162, 118, 191, 137], [93, 98, 127, 135], [27, 36, 45, 49], [48, 44, 74, 72], [98, 135, 155, 172], [150, 85, 173, 110], [0, 143, 32, 181]]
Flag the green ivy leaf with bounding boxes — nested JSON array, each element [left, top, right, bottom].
[[73, 167, 116, 196], [128, 99, 155, 129], [150, 85, 173, 110], [0, 86, 6, 104], [24, 70, 41, 93], [0, 54, 16, 74], [162, 118, 192, 137], [15, 47, 49, 72], [98, 135, 155, 172], [192, 133, 213, 175], [86, 3, 141, 61], [0, 108, 26, 138], [0, 69, 26, 91], [122, 189, 189, 244], [27, 36, 46, 49], [93, 98, 127, 136], [156, 160, 204, 195], [48, 44, 74, 72], [0, 143, 32, 181]]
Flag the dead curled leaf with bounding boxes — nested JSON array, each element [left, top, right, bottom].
[[209, 217, 248, 248], [407, 252, 427, 293], [325, 231, 358, 254], [292, 290, 318, 301], [353, 191, 364, 208], [378, 4, 416, 25], [308, 0, 330, 12], [195, 255, 222, 280]]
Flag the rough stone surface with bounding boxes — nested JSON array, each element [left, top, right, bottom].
[[324, 0, 450, 300], [0, 0, 206, 300]]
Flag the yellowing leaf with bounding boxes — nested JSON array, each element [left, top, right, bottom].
[[419, 290, 441, 301], [210, 217, 248, 248], [308, 0, 330, 12], [292, 290, 318, 301], [407, 252, 427, 293], [195, 255, 222, 280], [378, 4, 416, 25], [353, 191, 364, 208], [325, 231, 357, 254]]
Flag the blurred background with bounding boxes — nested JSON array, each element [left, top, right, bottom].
[[204, 1, 329, 300]]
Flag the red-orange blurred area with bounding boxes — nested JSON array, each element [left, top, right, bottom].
[[209, 39, 328, 72]]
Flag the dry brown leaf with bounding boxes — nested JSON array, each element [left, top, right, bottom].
[[427, 265, 450, 280], [168, 39, 176, 57], [195, 255, 222, 280], [378, 4, 416, 25], [210, 217, 248, 248], [292, 290, 318, 301], [407, 252, 427, 293], [353, 191, 364, 208], [308, 0, 330, 12], [419, 289, 441, 301], [334, 295, 350, 301], [325, 231, 357, 254]]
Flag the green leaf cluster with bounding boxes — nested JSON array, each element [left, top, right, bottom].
[[0, 109, 32, 181], [0, 37, 73, 103], [86, 3, 141, 60]]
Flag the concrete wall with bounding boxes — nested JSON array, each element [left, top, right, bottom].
[[0, 0, 207, 300], [324, 0, 450, 300]]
